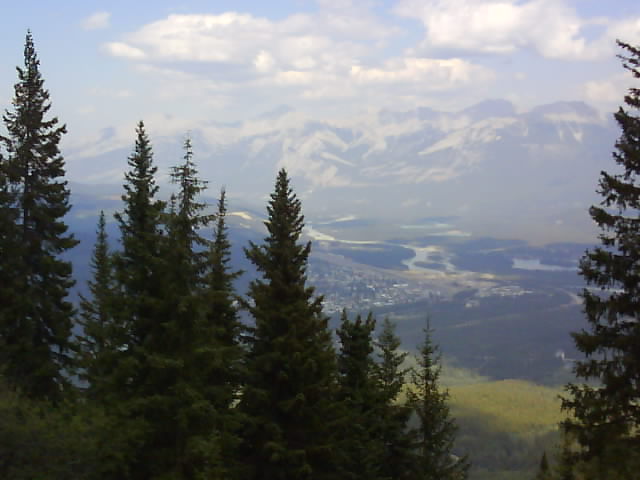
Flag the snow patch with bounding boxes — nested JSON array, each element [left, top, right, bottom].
[[229, 211, 253, 221]]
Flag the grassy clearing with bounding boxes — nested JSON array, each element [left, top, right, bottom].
[[449, 379, 564, 436]]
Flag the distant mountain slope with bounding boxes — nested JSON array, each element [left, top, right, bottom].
[[65, 99, 617, 242]]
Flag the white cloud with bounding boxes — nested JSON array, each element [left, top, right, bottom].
[[607, 18, 640, 46], [350, 57, 494, 88], [134, 63, 232, 107], [82, 11, 111, 31], [101, 8, 494, 108], [272, 70, 316, 86], [394, 0, 636, 61], [103, 42, 146, 59], [584, 78, 623, 104], [90, 87, 133, 99], [76, 105, 96, 115], [105, 12, 379, 68], [582, 72, 636, 112], [254, 50, 276, 73]]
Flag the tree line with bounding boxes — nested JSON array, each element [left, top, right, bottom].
[[0, 32, 468, 480]]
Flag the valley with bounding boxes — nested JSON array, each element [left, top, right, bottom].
[[69, 196, 588, 385]]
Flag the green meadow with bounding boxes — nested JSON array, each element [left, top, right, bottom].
[[447, 376, 564, 480]]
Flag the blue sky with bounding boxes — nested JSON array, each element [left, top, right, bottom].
[[1, 0, 639, 157]]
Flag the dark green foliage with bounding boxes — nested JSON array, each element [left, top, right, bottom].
[[336, 310, 384, 480], [206, 187, 243, 406], [240, 168, 338, 480], [113, 120, 166, 349], [104, 134, 233, 479], [157, 137, 227, 479], [336, 313, 416, 480], [375, 318, 415, 480], [0, 31, 77, 402], [535, 451, 551, 480], [553, 436, 575, 480], [110, 120, 166, 382], [408, 322, 469, 480], [78, 132, 243, 480], [98, 121, 169, 478], [0, 150, 20, 372], [204, 187, 245, 477], [337, 311, 377, 397], [376, 318, 408, 403], [78, 211, 116, 400], [166, 137, 211, 270], [0, 378, 104, 480], [561, 41, 640, 479]]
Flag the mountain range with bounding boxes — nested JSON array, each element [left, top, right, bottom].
[[66, 99, 618, 244]]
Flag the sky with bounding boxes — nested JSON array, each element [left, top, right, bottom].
[[1, 0, 639, 158]]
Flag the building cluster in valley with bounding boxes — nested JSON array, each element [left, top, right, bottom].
[[309, 260, 442, 313]]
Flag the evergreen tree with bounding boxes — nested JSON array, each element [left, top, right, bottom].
[[78, 211, 115, 400], [109, 135, 228, 480], [561, 41, 640, 479], [113, 121, 166, 343], [0, 151, 20, 367], [132, 136, 224, 479], [206, 187, 243, 409], [336, 310, 384, 480], [112, 120, 166, 363], [408, 322, 469, 480], [375, 318, 407, 407], [375, 317, 415, 480], [204, 187, 244, 478], [100, 121, 167, 479], [166, 137, 211, 275], [0, 31, 77, 401], [535, 451, 551, 480], [240, 168, 338, 480]]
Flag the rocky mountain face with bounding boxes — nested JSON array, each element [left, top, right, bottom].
[[68, 99, 618, 242]]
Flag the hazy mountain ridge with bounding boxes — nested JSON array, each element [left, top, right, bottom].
[[66, 99, 617, 242]]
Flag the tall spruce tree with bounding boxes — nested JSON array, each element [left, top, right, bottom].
[[78, 211, 115, 400], [408, 322, 468, 480], [0, 31, 77, 401], [240, 168, 338, 480], [336, 310, 384, 480], [112, 120, 166, 362], [100, 121, 167, 479], [205, 187, 244, 478], [148, 136, 224, 479], [561, 40, 640, 479], [206, 187, 243, 404], [375, 317, 415, 480]]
